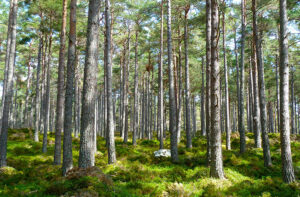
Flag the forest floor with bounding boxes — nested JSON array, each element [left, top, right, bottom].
[[0, 129, 299, 197]]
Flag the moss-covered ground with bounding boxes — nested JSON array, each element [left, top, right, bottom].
[[0, 128, 299, 196]]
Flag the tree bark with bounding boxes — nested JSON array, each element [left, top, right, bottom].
[[62, 0, 77, 176], [123, 29, 130, 143], [133, 27, 139, 146], [291, 69, 295, 134], [42, 33, 52, 153], [105, 0, 116, 164], [34, 36, 43, 142], [0, 0, 18, 167], [222, 5, 231, 150], [239, 0, 246, 154], [279, 0, 296, 183], [184, 6, 192, 148], [54, 0, 67, 165], [251, 39, 262, 148], [205, 0, 212, 166], [176, 30, 183, 144], [201, 57, 206, 136], [78, 0, 101, 168], [252, 0, 272, 166], [167, 0, 178, 163], [276, 55, 280, 133], [210, 0, 224, 179], [234, 28, 239, 133]]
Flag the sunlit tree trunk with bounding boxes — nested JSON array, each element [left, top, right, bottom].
[[78, 0, 101, 168], [105, 0, 116, 164], [34, 36, 43, 142], [205, 0, 212, 166], [54, 0, 68, 165], [167, 0, 178, 163], [210, 0, 224, 179], [239, 0, 246, 154], [222, 5, 230, 150], [62, 0, 76, 176], [42, 33, 52, 153], [251, 40, 262, 148], [252, 0, 272, 166], [184, 6, 192, 148], [279, 0, 295, 183], [133, 27, 139, 146], [201, 57, 206, 136]]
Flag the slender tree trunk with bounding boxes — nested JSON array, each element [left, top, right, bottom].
[[252, 0, 272, 166], [157, 0, 164, 149], [210, 0, 224, 179], [62, 0, 76, 175], [248, 68, 254, 133], [276, 55, 280, 133], [133, 28, 139, 146], [105, 0, 116, 164], [251, 40, 262, 148], [205, 0, 212, 166], [78, 0, 101, 168], [42, 33, 52, 153], [234, 29, 239, 133], [34, 37, 43, 142], [279, 0, 296, 183], [201, 57, 206, 136], [291, 70, 295, 134], [54, 0, 67, 165], [24, 45, 32, 127], [176, 31, 183, 144], [192, 96, 197, 136], [123, 30, 130, 143], [0, 0, 18, 167], [268, 101, 274, 133], [222, 6, 231, 150], [239, 0, 246, 154], [184, 6, 192, 148], [167, 0, 178, 162]]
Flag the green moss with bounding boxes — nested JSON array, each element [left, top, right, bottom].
[[0, 129, 299, 197]]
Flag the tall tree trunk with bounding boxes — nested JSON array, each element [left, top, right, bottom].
[[248, 67, 253, 133], [133, 27, 139, 146], [201, 57, 206, 136], [34, 37, 43, 142], [78, 0, 101, 168], [252, 0, 272, 166], [268, 101, 274, 133], [42, 33, 52, 153], [24, 44, 32, 127], [222, 5, 231, 150], [123, 30, 130, 143], [234, 29, 239, 133], [279, 0, 296, 183], [276, 55, 280, 133], [192, 96, 197, 136], [239, 0, 246, 154], [0, 0, 18, 167], [167, 0, 178, 162], [205, 0, 212, 166], [105, 0, 116, 164], [54, 0, 67, 165], [291, 69, 295, 134], [184, 6, 192, 148], [62, 0, 76, 175], [176, 30, 183, 144], [251, 39, 262, 148], [210, 0, 224, 179]]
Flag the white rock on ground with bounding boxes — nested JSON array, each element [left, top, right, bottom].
[[154, 149, 171, 157]]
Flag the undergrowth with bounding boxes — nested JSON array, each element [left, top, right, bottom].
[[0, 128, 299, 196]]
